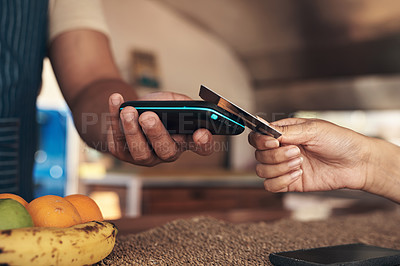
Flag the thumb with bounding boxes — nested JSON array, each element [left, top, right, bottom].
[[271, 118, 317, 145]]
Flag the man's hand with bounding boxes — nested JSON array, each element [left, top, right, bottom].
[[108, 92, 214, 166], [248, 118, 372, 193], [49, 29, 213, 167]]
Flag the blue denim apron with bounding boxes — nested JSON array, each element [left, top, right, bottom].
[[0, 0, 48, 201]]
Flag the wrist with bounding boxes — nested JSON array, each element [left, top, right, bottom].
[[363, 137, 400, 203], [361, 136, 379, 193]]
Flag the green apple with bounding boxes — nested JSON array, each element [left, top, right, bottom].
[[0, 198, 34, 230]]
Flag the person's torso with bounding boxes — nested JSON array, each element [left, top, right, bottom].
[[0, 0, 49, 200]]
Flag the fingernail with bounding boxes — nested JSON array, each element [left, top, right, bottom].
[[285, 147, 300, 158], [123, 111, 134, 122], [288, 157, 303, 168], [291, 169, 303, 179], [199, 133, 209, 144], [111, 96, 121, 106], [142, 117, 156, 128], [265, 139, 279, 148]]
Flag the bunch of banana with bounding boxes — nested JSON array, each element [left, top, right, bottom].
[[0, 221, 117, 266]]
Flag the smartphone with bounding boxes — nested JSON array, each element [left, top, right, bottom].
[[269, 243, 400, 265], [119, 101, 245, 135]]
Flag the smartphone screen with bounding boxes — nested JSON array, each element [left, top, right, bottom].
[[269, 243, 400, 265]]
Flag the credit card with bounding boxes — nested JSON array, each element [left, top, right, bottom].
[[199, 85, 281, 138]]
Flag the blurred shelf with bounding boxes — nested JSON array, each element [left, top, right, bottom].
[[82, 171, 280, 220], [139, 170, 263, 188]]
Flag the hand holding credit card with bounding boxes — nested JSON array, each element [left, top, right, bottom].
[[199, 85, 281, 138]]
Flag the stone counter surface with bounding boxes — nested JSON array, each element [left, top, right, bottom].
[[98, 210, 400, 265]]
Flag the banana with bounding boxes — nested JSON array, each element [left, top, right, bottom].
[[0, 221, 117, 266]]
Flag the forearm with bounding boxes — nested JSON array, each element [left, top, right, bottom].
[[68, 78, 138, 151], [364, 137, 400, 203], [48, 30, 139, 151]]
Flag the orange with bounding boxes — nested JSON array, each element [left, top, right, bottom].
[[27, 195, 82, 227], [64, 194, 104, 223], [0, 193, 28, 208]]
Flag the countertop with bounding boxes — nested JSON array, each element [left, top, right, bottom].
[[98, 209, 400, 265]]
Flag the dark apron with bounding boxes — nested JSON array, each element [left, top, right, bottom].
[[0, 0, 49, 201]]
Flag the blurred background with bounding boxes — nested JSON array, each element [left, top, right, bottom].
[[36, 0, 400, 226]]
